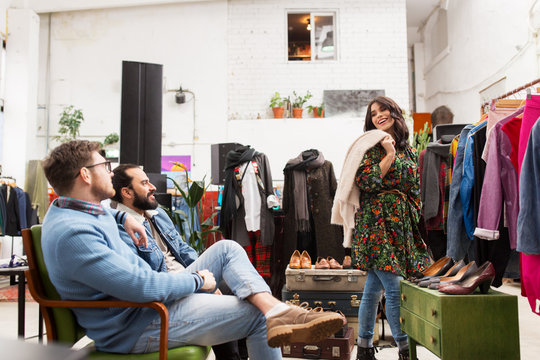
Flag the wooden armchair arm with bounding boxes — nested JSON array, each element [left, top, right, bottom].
[[25, 270, 170, 360]]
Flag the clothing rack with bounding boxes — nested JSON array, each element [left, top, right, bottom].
[[481, 78, 540, 114]]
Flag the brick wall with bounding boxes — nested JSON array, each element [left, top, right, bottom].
[[227, 0, 410, 120]]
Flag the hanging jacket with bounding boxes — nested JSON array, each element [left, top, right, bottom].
[[475, 108, 524, 249], [221, 151, 275, 247], [517, 117, 540, 254], [446, 124, 475, 260], [460, 121, 487, 241], [283, 159, 343, 262]]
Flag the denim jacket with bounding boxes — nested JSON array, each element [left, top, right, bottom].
[[117, 205, 199, 272], [517, 118, 540, 254], [446, 124, 475, 260]]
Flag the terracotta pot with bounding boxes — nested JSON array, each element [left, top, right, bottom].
[[292, 108, 303, 118], [272, 107, 284, 118], [312, 107, 325, 118]]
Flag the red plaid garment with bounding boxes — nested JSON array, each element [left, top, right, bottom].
[[243, 231, 272, 278]]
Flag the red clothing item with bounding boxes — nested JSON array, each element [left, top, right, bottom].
[[501, 117, 522, 173], [243, 230, 272, 278]]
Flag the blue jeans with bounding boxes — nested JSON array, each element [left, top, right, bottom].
[[357, 269, 407, 349], [131, 240, 282, 359]]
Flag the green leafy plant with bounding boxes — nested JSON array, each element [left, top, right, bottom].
[[164, 163, 221, 254], [269, 92, 286, 108], [291, 91, 313, 109], [56, 105, 84, 143], [413, 122, 430, 154], [103, 132, 119, 146], [307, 103, 324, 116]]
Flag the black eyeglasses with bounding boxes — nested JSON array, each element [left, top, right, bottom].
[[74, 161, 112, 178]]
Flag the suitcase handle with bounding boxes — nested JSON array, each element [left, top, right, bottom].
[[312, 275, 341, 282], [302, 345, 322, 358]]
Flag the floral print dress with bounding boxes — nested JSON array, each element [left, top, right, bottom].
[[351, 143, 430, 279]]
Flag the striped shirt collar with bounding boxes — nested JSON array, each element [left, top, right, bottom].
[[53, 196, 106, 215]]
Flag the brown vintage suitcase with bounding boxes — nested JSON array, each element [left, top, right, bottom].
[[282, 287, 362, 317], [281, 326, 355, 359], [285, 266, 367, 291]]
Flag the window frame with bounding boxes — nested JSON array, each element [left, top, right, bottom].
[[285, 9, 338, 63]]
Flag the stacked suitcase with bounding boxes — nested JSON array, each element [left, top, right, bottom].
[[281, 265, 367, 359]]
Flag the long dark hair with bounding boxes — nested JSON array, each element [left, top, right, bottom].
[[364, 96, 409, 149]]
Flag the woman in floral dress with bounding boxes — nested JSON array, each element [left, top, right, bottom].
[[353, 96, 430, 360]]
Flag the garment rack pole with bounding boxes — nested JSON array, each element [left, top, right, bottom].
[[481, 77, 540, 111]]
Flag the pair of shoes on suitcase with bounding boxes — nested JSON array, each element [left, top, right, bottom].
[[289, 250, 311, 269], [315, 256, 343, 269], [266, 303, 345, 347]]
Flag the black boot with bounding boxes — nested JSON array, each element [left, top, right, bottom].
[[357, 346, 378, 360], [398, 348, 409, 360]]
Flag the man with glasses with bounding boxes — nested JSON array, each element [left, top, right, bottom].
[[41, 140, 344, 357]]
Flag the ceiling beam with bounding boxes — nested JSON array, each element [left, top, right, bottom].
[[8, 0, 213, 14]]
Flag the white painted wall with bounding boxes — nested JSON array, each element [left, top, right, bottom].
[[226, 0, 410, 179], [414, 0, 540, 123], [38, 1, 229, 181], [30, 0, 410, 183]]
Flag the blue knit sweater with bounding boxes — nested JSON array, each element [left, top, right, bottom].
[[42, 202, 203, 353]]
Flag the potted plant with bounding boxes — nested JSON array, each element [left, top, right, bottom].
[[55, 105, 84, 143], [307, 102, 325, 118], [291, 91, 312, 118], [165, 162, 221, 254], [269, 92, 286, 118]]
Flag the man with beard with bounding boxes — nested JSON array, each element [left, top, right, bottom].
[[112, 164, 244, 359], [41, 141, 344, 358]]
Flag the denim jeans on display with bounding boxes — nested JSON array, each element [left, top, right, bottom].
[[357, 269, 407, 349], [131, 240, 282, 359]]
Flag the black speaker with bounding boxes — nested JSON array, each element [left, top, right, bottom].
[[147, 173, 167, 193], [154, 193, 172, 210], [210, 142, 243, 185], [120, 61, 163, 174]]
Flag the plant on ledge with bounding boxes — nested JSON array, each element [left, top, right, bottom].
[[307, 102, 325, 118], [269, 92, 286, 118], [164, 162, 221, 254], [291, 91, 313, 118]]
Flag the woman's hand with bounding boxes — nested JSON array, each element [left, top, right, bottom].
[[381, 135, 396, 155], [379, 136, 396, 178]]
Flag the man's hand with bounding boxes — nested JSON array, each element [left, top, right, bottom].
[[124, 214, 148, 248], [197, 269, 216, 292]]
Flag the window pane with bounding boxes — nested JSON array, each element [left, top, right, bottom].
[[314, 15, 335, 60], [288, 13, 311, 61]]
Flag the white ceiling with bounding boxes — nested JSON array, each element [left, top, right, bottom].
[[406, 0, 440, 28]]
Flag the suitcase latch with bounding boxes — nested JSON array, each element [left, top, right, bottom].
[[290, 293, 300, 306], [332, 346, 340, 357], [295, 271, 305, 282], [347, 270, 358, 283], [351, 295, 361, 307], [282, 345, 291, 355]]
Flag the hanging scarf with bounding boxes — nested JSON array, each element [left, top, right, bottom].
[[331, 130, 389, 247], [220, 145, 259, 235], [283, 149, 325, 232]]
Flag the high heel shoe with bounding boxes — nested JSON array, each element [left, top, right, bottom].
[[428, 261, 478, 289], [418, 260, 466, 288], [289, 250, 301, 269], [300, 250, 312, 269], [438, 261, 495, 295], [413, 257, 454, 283]]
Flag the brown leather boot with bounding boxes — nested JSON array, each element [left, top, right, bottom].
[[266, 305, 344, 348]]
